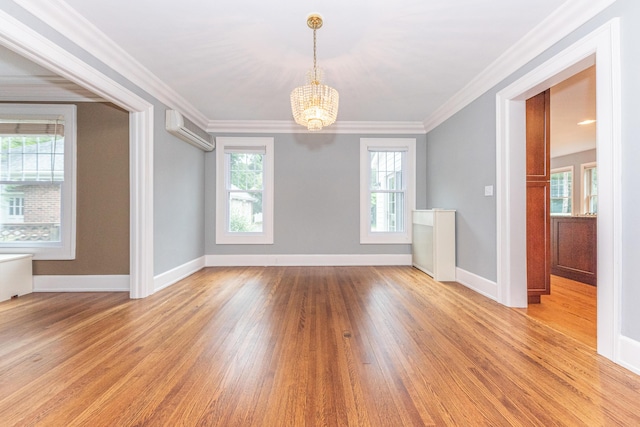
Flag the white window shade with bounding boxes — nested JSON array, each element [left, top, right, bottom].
[[224, 146, 266, 155]]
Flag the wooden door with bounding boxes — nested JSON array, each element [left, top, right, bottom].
[[526, 90, 551, 304]]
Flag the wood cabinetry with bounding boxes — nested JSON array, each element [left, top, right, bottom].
[[412, 209, 456, 281], [526, 89, 551, 304], [551, 216, 597, 285]]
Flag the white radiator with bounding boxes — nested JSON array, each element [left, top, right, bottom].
[[0, 254, 33, 302], [412, 210, 456, 281]]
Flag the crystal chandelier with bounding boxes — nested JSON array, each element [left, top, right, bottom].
[[290, 14, 339, 131]]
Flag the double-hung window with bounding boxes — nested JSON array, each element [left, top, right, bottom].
[[216, 137, 274, 244], [582, 162, 597, 214], [0, 104, 76, 259], [550, 166, 573, 215], [360, 138, 415, 244]]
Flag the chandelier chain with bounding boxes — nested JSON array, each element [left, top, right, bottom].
[[313, 28, 318, 83]]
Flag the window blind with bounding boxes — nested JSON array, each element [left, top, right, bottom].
[[0, 119, 65, 136]]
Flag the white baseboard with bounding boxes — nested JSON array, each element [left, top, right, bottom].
[[455, 267, 498, 301], [33, 275, 130, 292], [205, 254, 412, 267], [154, 256, 205, 292], [618, 335, 640, 376]]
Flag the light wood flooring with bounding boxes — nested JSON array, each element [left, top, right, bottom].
[[525, 275, 597, 349], [0, 266, 639, 426]]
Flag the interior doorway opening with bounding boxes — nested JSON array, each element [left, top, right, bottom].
[[0, 9, 155, 298], [525, 67, 598, 349], [496, 19, 621, 361]]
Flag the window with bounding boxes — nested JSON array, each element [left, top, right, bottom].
[[4, 194, 25, 221], [582, 162, 597, 214], [0, 104, 76, 259], [360, 138, 415, 244], [550, 167, 573, 215], [216, 137, 274, 244]]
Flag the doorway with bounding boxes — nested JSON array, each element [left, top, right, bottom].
[[525, 67, 598, 349], [496, 19, 621, 361], [0, 10, 155, 298]]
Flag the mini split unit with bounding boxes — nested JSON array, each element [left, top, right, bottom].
[[165, 110, 215, 152]]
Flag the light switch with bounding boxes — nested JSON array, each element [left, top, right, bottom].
[[484, 185, 494, 196]]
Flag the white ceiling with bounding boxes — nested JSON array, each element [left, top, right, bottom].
[[550, 66, 597, 158], [51, 0, 568, 123], [2, 0, 595, 155]]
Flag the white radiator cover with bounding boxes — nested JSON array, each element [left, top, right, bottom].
[[412, 209, 456, 281], [0, 254, 33, 302]]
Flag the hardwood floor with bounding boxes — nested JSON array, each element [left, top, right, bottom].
[[0, 266, 638, 426], [524, 275, 597, 349]]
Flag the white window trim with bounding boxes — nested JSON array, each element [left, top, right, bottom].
[[550, 165, 574, 216], [360, 138, 416, 244], [0, 104, 76, 260], [581, 161, 597, 214], [216, 137, 274, 244]]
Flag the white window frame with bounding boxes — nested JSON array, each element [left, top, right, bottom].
[[0, 104, 76, 260], [7, 195, 25, 221], [216, 137, 274, 244], [550, 166, 573, 216], [581, 161, 597, 214], [360, 138, 416, 244]]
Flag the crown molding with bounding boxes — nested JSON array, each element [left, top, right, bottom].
[[207, 120, 426, 135], [0, 75, 103, 102], [423, 0, 617, 133], [13, 0, 209, 129]]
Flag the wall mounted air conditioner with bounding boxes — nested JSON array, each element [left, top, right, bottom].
[[165, 110, 215, 152]]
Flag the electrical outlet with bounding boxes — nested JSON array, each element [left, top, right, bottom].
[[484, 185, 494, 196]]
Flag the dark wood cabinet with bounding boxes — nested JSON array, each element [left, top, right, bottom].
[[526, 90, 551, 304], [551, 216, 597, 285]]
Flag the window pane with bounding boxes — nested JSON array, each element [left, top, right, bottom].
[[584, 167, 597, 214], [228, 191, 263, 232], [550, 170, 572, 214], [370, 192, 404, 232], [226, 151, 265, 233], [0, 135, 65, 182], [228, 153, 263, 191], [370, 151, 404, 191], [589, 168, 598, 196], [0, 183, 62, 242], [550, 197, 572, 215], [589, 196, 598, 214], [550, 171, 571, 198]]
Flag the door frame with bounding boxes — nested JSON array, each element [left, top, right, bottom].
[[496, 19, 621, 360], [0, 9, 155, 298]]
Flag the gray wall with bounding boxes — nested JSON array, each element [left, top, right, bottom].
[[550, 149, 596, 215], [1, 0, 207, 277], [425, 0, 640, 340], [426, 91, 497, 281], [154, 105, 205, 274], [205, 133, 427, 255]]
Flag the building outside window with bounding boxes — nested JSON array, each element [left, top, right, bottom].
[[550, 167, 573, 215], [0, 104, 76, 259], [3, 193, 25, 222], [360, 138, 415, 244]]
